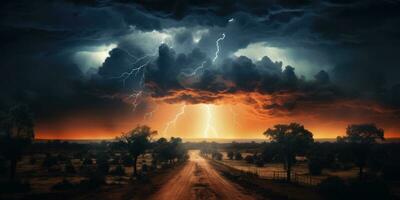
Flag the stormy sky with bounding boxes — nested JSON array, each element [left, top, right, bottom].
[[1, 0, 400, 139]]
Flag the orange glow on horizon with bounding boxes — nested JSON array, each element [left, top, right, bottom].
[[35, 102, 400, 140]]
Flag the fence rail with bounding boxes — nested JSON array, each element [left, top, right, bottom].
[[207, 156, 323, 186]]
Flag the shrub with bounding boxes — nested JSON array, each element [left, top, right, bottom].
[[82, 157, 93, 165], [110, 165, 125, 176], [78, 172, 105, 190], [245, 155, 254, 163], [234, 152, 243, 160], [254, 157, 265, 167], [52, 178, 75, 191], [42, 154, 58, 169], [308, 158, 323, 175], [122, 155, 134, 166], [142, 163, 148, 172], [227, 151, 234, 160], [318, 176, 348, 200], [65, 161, 76, 174], [96, 158, 110, 174], [212, 152, 223, 160]]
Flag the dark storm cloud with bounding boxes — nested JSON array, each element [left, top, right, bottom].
[[1, 0, 400, 130], [139, 43, 344, 114]]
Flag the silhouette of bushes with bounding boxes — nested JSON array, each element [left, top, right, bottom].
[[65, 160, 76, 174], [212, 152, 223, 160], [227, 151, 234, 160], [42, 154, 58, 169], [234, 152, 243, 160], [110, 165, 125, 176], [308, 158, 323, 175], [78, 172, 105, 190], [245, 155, 254, 163], [318, 176, 348, 200], [52, 178, 74, 191]]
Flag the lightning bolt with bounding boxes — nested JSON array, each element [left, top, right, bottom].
[[109, 48, 158, 112], [182, 33, 226, 77], [212, 33, 226, 63], [111, 51, 157, 88], [203, 105, 218, 138], [143, 105, 158, 121], [162, 105, 186, 136]]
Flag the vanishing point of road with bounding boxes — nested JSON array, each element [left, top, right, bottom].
[[148, 151, 257, 200]]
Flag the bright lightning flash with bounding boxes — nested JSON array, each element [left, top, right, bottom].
[[203, 105, 218, 138], [162, 105, 186, 136]]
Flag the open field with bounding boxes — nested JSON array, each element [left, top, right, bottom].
[[214, 152, 359, 185]]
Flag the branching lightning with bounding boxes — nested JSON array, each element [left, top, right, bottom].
[[212, 33, 226, 63], [162, 105, 186, 136], [182, 33, 226, 77], [203, 105, 218, 138], [113, 32, 228, 139], [143, 105, 158, 121]]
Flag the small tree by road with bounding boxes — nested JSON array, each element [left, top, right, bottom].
[[264, 123, 314, 182], [116, 125, 156, 176]]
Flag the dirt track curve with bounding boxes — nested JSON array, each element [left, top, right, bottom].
[[148, 151, 256, 200]]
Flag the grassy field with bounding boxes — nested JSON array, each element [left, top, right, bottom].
[[217, 152, 359, 185]]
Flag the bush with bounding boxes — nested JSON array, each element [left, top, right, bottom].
[[142, 163, 148, 172], [96, 158, 110, 174], [110, 165, 125, 176], [82, 157, 94, 165], [308, 158, 323, 175], [318, 176, 348, 200], [122, 155, 134, 166], [52, 178, 75, 191], [42, 154, 58, 169], [212, 152, 223, 160], [227, 151, 234, 160], [65, 161, 76, 174], [78, 172, 105, 190], [245, 155, 254, 163], [254, 157, 265, 167], [234, 152, 243, 160]]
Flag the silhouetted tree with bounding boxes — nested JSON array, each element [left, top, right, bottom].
[[116, 125, 156, 176], [234, 152, 243, 160], [264, 123, 314, 182], [0, 105, 34, 181], [227, 151, 234, 160], [245, 155, 254, 163], [337, 123, 384, 179]]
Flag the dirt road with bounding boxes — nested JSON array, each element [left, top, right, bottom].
[[148, 151, 257, 200]]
